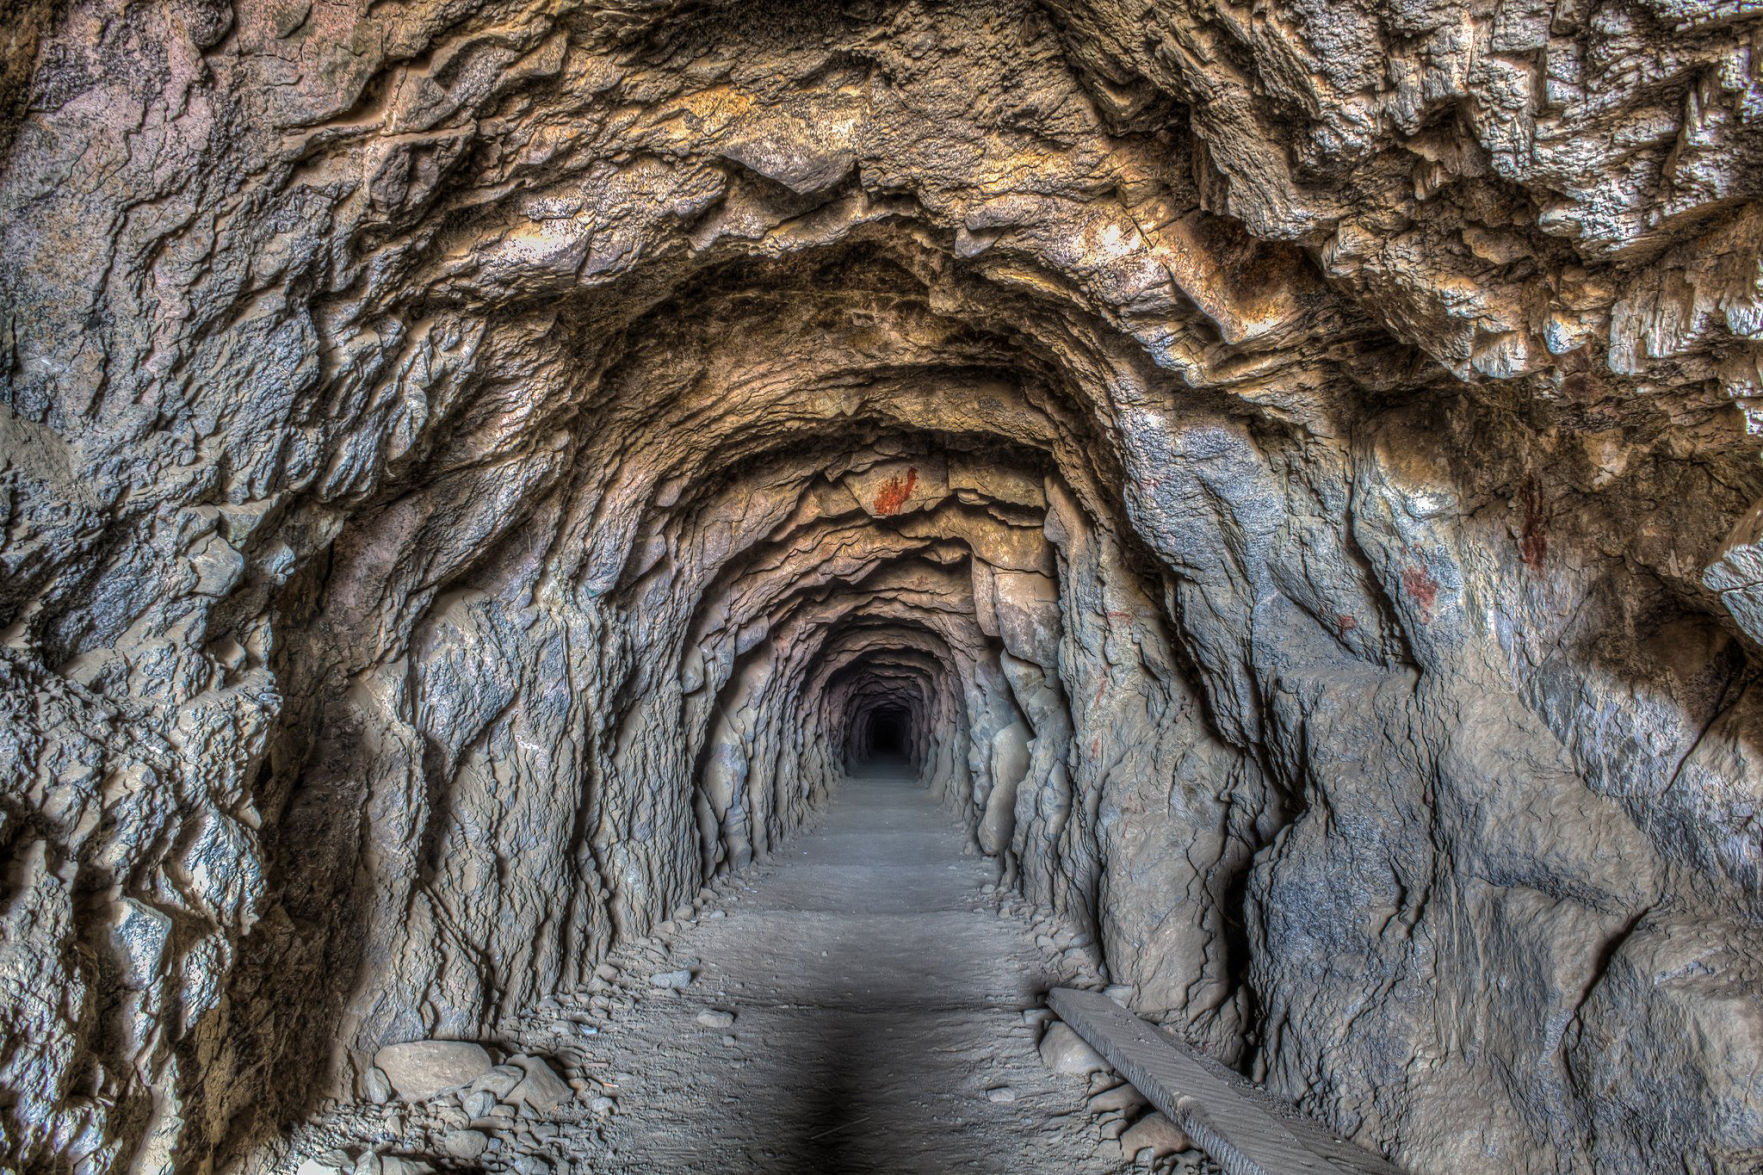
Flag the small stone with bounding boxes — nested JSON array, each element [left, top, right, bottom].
[[507, 1054, 571, 1112], [1118, 1112, 1191, 1161], [460, 1089, 494, 1118], [673, 905, 695, 920], [985, 1085, 1017, 1102], [649, 967, 693, 989], [707, 909, 726, 920], [373, 1041, 494, 1101], [720, 1034, 738, 1046], [364, 1066, 392, 1105], [472, 1065, 524, 1099], [696, 1008, 736, 1029], [379, 1158, 434, 1175], [1102, 984, 1134, 1005], [294, 1157, 348, 1175], [1039, 1022, 1108, 1076], [1089, 1082, 1148, 1114], [593, 962, 619, 981], [439, 1129, 490, 1161], [588, 1095, 617, 1115]]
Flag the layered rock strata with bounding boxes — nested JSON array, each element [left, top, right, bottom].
[[2, 1, 1762, 1173]]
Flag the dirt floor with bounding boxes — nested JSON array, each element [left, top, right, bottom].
[[274, 767, 1217, 1174]]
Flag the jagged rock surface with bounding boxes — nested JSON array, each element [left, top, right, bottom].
[[1, 1, 1761, 1173]]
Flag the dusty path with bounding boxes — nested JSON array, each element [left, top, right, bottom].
[[278, 769, 1167, 1174], [578, 766, 1127, 1174]]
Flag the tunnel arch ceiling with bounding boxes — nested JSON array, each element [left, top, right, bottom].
[[4, 0, 1763, 1173]]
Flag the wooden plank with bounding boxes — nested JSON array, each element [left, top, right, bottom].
[[1047, 987, 1407, 1175]]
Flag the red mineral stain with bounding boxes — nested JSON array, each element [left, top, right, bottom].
[[873, 466, 918, 515], [1402, 563, 1439, 623], [1518, 476, 1549, 570], [1336, 613, 1357, 635]]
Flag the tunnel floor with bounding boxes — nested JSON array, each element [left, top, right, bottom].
[[279, 769, 1184, 1173], [575, 766, 1132, 1174]]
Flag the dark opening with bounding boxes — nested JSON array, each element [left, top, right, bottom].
[[866, 707, 909, 760]]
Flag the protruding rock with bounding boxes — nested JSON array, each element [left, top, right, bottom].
[[1116, 1113, 1191, 1162], [438, 1130, 489, 1161], [378, 1158, 434, 1175], [1089, 1083, 1148, 1115], [294, 1154, 352, 1175], [471, 1065, 524, 1100], [506, 1055, 570, 1113], [1038, 1022, 1108, 1076], [372, 1042, 494, 1101]]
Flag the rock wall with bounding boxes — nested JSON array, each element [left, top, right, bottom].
[[1, 1, 1761, 1172]]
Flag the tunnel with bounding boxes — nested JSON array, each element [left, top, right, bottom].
[[856, 705, 911, 766], [3, 1, 1763, 1173]]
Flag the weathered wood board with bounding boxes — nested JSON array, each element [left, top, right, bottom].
[[1048, 987, 1408, 1175]]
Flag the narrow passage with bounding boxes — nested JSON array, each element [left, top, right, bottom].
[[579, 766, 1129, 1173], [281, 770, 1217, 1175]]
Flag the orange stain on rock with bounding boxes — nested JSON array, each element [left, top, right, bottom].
[[873, 467, 918, 515], [1402, 563, 1439, 623]]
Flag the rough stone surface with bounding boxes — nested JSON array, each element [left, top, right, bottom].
[[371, 1042, 493, 1102], [1042, 1023, 1112, 1077], [1118, 1114, 1191, 1163], [0, 0, 1761, 1172], [506, 1056, 570, 1114]]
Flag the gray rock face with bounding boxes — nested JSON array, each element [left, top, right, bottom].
[[0, 1, 1760, 1173]]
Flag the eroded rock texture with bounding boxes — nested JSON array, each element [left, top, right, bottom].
[[2, 0, 1762, 1171]]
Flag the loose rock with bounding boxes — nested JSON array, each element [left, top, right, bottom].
[[438, 1130, 490, 1161], [1040, 1023, 1109, 1076], [372, 1042, 494, 1101], [506, 1055, 571, 1113], [1117, 1113, 1191, 1162]]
